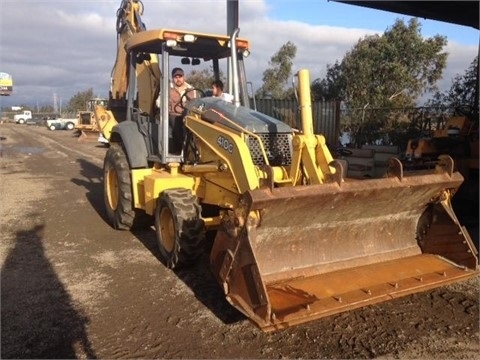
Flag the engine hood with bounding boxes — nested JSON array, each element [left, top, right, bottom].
[[188, 97, 293, 134]]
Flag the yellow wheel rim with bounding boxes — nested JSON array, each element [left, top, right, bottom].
[[106, 167, 119, 210], [159, 207, 175, 252]]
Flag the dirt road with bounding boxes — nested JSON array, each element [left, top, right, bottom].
[[1, 122, 478, 359]]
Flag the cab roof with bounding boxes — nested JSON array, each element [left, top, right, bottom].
[[125, 29, 250, 60]]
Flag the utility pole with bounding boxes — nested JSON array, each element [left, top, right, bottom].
[[53, 93, 58, 113]]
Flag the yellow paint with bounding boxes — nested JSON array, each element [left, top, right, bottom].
[[134, 168, 195, 215]]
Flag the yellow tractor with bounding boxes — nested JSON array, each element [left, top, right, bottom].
[[74, 98, 109, 142], [405, 108, 479, 174], [102, 1, 478, 331]]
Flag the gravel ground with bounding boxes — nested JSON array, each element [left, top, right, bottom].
[[1, 122, 478, 359]]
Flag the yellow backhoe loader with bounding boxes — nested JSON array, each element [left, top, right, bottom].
[[74, 98, 109, 142], [102, 0, 478, 331]]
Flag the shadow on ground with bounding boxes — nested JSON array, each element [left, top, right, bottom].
[[71, 158, 244, 327], [71, 158, 109, 226], [132, 228, 246, 326], [1, 219, 97, 359]]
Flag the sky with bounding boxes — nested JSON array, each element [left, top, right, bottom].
[[0, 0, 478, 111]]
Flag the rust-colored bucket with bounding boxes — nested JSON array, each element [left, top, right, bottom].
[[210, 161, 478, 331], [77, 128, 101, 142]]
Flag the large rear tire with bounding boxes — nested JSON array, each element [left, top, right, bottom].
[[103, 143, 152, 230], [155, 188, 205, 269]]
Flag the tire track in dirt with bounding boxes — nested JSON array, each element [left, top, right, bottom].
[[1, 123, 478, 359]]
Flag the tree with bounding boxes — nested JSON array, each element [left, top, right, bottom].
[[257, 41, 297, 99], [313, 18, 447, 111], [67, 88, 95, 113], [186, 68, 225, 93], [39, 105, 54, 113], [311, 61, 344, 101], [426, 55, 478, 111]]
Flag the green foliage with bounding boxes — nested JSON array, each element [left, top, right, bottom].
[[186, 68, 226, 93], [313, 18, 447, 112], [67, 88, 95, 113], [311, 61, 344, 101], [186, 67, 230, 95], [39, 105, 55, 113], [426, 55, 478, 111], [257, 41, 297, 99]]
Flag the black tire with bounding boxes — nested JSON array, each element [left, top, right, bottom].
[[155, 188, 205, 269], [66, 122, 75, 130], [103, 143, 153, 230], [49, 125, 56, 131]]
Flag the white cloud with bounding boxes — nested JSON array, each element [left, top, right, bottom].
[[0, 0, 476, 109], [441, 41, 477, 84], [239, 20, 380, 85]]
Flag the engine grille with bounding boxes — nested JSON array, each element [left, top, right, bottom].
[[247, 133, 293, 166]]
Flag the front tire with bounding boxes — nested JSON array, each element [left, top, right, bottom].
[[66, 122, 75, 130], [49, 124, 56, 131], [103, 142, 152, 230], [155, 188, 205, 269]]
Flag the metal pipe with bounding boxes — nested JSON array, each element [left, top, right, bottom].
[[230, 28, 241, 107], [297, 69, 314, 136]]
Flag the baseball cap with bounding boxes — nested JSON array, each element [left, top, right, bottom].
[[172, 67, 184, 77]]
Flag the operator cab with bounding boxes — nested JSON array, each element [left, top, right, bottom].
[[123, 28, 251, 163]]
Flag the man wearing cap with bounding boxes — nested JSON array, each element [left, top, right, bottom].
[[168, 67, 196, 153]]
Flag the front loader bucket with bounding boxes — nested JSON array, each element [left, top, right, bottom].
[[78, 129, 101, 142], [75, 124, 100, 142], [210, 159, 478, 331]]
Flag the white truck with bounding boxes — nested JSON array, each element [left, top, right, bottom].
[[14, 110, 32, 124], [46, 117, 78, 131]]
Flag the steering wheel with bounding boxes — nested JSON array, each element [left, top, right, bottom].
[[179, 88, 206, 110]]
